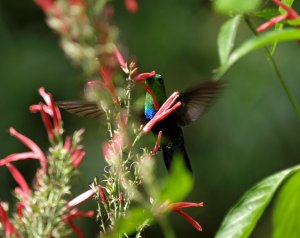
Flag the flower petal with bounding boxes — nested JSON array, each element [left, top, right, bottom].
[[64, 136, 72, 151], [0, 202, 17, 236], [113, 45, 127, 68], [273, 0, 299, 19], [71, 149, 85, 168], [40, 104, 55, 141], [9, 127, 47, 172], [66, 219, 84, 238], [257, 14, 287, 32], [67, 189, 95, 209], [124, 0, 139, 13], [151, 131, 162, 155], [6, 163, 30, 197], [170, 202, 204, 210], [65, 209, 94, 238], [98, 186, 107, 204], [142, 92, 181, 134], [134, 70, 156, 81], [174, 209, 202, 231], [0, 152, 39, 167]]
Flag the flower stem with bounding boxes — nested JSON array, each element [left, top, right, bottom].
[[125, 80, 133, 117], [245, 16, 300, 120], [158, 216, 176, 238]]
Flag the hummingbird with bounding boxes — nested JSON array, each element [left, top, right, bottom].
[[58, 74, 224, 172]]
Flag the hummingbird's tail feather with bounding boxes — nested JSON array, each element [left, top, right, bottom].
[[162, 143, 192, 173]]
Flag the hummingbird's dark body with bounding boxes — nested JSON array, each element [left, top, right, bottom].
[[143, 74, 223, 172], [152, 114, 192, 172], [58, 74, 223, 172]]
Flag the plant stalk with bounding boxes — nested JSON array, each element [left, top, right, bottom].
[[245, 16, 300, 120]]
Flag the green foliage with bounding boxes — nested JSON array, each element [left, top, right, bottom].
[[217, 15, 242, 66], [215, 166, 300, 238], [158, 158, 193, 203], [254, 8, 280, 20], [106, 158, 194, 238], [213, 0, 261, 14], [216, 28, 300, 78], [272, 171, 300, 238], [106, 207, 152, 238], [287, 18, 300, 26]]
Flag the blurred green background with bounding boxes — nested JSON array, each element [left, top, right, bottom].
[[0, 0, 299, 237]]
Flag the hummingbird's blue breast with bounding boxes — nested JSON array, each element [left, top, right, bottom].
[[145, 107, 157, 120]]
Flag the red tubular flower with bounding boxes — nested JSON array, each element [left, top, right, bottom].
[[16, 203, 24, 218], [134, 70, 156, 81], [257, 14, 288, 32], [65, 209, 94, 238], [70, 149, 85, 168], [0, 202, 17, 237], [34, 0, 54, 12], [66, 218, 84, 238], [169, 202, 204, 210], [65, 189, 97, 237], [34, 0, 62, 17], [64, 136, 72, 151], [113, 45, 127, 69], [169, 202, 204, 232], [98, 66, 119, 105], [98, 186, 107, 204], [124, 0, 139, 13], [133, 70, 159, 110], [273, 0, 299, 18], [257, 0, 300, 32], [67, 189, 95, 209], [143, 92, 182, 134], [151, 131, 162, 156], [30, 87, 62, 141], [0, 127, 47, 172], [6, 163, 31, 199], [174, 209, 202, 231]]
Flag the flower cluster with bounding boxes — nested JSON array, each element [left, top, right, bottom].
[[1, 0, 205, 236], [83, 46, 204, 236], [34, 0, 139, 77], [0, 88, 91, 237]]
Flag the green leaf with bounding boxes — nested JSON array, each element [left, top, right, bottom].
[[214, 0, 261, 14], [106, 207, 152, 238], [254, 8, 280, 20], [158, 157, 193, 203], [215, 165, 300, 238], [287, 18, 300, 26], [273, 171, 300, 238], [216, 28, 300, 78], [218, 15, 242, 65]]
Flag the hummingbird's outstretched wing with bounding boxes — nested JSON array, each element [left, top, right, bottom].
[[57, 101, 103, 118], [176, 80, 225, 126]]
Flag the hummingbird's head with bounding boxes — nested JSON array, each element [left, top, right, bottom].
[[144, 74, 165, 92], [144, 74, 167, 112]]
